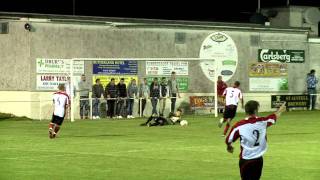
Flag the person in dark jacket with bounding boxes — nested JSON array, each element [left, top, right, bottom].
[[159, 77, 168, 116], [150, 77, 161, 116], [104, 78, 117, 118], [116, 78, 127, 118], [92, 78, 104, 119]]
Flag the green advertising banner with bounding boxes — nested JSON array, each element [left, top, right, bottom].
[[258, 49, 305, 63], [249, 77, 288, 91], [146, 77, 189, 92]]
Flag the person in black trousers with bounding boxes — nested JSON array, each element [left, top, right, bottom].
[[150, 77, 160, 116], [104, 78, 117, 118], [116, 78, 127, 118]]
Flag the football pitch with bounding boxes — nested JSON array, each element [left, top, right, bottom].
[[0, 111, 319, 180]]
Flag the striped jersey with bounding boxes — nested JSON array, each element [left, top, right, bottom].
[[226, 114, 277, 160], [53, 91, 70, 118], [223, 87, 242, 106]]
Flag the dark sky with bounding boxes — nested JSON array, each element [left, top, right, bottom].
[[1, 0, 320, 22]]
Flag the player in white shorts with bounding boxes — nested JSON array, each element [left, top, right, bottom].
[[48, 84, 70, 139], [225, 100, 286, 180], [218, 81, 243, 136]]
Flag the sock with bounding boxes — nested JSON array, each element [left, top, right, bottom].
[[49, 123, 54, 129], [224, 123, 230, 135], [54, 125, 60, 134], [48, 123, 56, 139]]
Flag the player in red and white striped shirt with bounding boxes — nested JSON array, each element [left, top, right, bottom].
[[218, 81, 244, 136], [225, 100, 286, 180], [48, 84, 70, 139]]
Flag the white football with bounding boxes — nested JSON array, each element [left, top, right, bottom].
[[180, 120, 188, 126]]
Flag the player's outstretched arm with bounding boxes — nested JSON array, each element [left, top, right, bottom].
[[226, 143, 234, 153], [275, 102, 286, 117]]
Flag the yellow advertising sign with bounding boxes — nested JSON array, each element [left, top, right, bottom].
[[249, 63, 287, 77], [92, 76, 138, 88]]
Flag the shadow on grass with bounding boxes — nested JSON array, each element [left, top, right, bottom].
[[63, 134, 126, 138], [272, 132, 318, 136], [0, 113, 32, 121]]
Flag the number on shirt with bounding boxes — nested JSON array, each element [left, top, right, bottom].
[[253, 130, 260, 146], [229, 91, 234, 98], [57, 97, 61, 105]]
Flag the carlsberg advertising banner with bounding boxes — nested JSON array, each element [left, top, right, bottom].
[[258, 49, 305, 63]]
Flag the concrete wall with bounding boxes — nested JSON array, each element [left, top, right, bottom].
[[0, 22, 31, 90], [0, 19, 316, 119]]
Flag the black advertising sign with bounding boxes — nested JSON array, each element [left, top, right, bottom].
[[271, 95, 309, 108]]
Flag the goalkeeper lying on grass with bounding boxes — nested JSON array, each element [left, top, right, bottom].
[[140, 108, 183, 127]]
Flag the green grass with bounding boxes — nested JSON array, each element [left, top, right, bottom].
[[0, 111, 320, 180]]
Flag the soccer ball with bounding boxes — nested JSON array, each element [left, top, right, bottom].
[[180, 120, 188, 126]]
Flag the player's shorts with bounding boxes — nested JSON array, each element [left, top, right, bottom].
[[223, 105, 237, 119], [155, 117, 169, 126], [239, 157, 263, 180], [51, 114, 65, 125]]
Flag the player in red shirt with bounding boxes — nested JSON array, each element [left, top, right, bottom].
[[225, 100, 286, 180], [217, 76, 227, 113], [48, 84, 70, 139]]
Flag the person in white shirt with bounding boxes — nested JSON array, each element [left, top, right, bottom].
[[48, 84, 70, 139], [225, 100, 286, 180], [218, 81, 244, 136]]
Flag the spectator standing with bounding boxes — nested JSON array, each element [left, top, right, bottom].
[[116, 78, 127, 118], [78, 74, 91, 119], [127, 79, 138, 118], [167, 71, 181, 113], [138, 78, 150, 117], [104, 78, 117, 118], [306, 69, 318, 110], [150, 77, 161, 116], [159, 77, 168, 116], [92, 78, 104, 119]]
